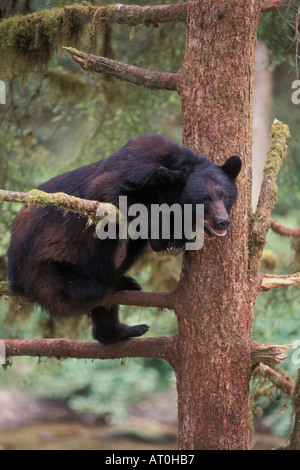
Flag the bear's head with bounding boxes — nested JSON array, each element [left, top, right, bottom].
[[148, 154, 241, 252], [182, 155, 242, 238]]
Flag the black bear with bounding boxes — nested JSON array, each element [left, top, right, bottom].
[[7, 134, 241, 344]]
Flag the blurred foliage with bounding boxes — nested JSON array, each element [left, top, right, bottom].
[[258, 1, 299, 71], [0, 0, 184, 420], [270, 64, 300, 214], [0, 0, 300, 427], [252, 210, 300, 436], [255, 11, 300, 438]]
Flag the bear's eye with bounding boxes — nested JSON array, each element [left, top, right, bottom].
[[202, 196, 212, 203]]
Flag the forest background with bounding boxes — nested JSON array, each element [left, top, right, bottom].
[[0, 0, 299, 445]]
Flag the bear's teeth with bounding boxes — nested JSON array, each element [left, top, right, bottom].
[[211, 228, 227, 237]]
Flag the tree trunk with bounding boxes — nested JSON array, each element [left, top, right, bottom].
[[175, 0, 264, 450]]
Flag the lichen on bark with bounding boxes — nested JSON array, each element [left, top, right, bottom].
[[0, 3, 185, 75], [0, 4, 107, 74], [249, 119, 290, 274]]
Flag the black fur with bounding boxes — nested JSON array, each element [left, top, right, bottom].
[[7, 134, 241, 344]]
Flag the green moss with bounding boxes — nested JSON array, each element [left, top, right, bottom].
[[264, 120, 290, 174], [43, 69, 92, 97], [291, 238, 300, 272], [260, 249, 279, 273], [1, 2, 172, 74], [0, 4, 95, 74], [27, 189, 90, 217]]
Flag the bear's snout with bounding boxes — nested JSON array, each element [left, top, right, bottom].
[[214, 217, 230, 231]]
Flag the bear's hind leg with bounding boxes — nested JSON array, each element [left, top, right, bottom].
[[114, 275, 142, 292], [91, 305, 149, 344]]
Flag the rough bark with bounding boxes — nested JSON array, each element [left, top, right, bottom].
[[176, 0, 264, 450]]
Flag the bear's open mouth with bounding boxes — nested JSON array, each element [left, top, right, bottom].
[[204, 223, 227, 238]]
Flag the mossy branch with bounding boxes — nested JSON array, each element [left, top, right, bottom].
[[0, 3, 186, 74], [0, 188, 118, 223], [0, 1, 286, 73], [255, 364, 295, 396], [249, 119, 290, 274], [63, 47, 178, 90]]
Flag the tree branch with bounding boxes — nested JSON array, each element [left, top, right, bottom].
[[282, 369, 300, 450], [251, 340, 292, 367], [261, 0, 288, 11], [2, 273, 300, 301], [102, 289, 175, 309], [0, 188, 116, 222], [0, 1, 285, 74], [62, 47, 178, 90], [271, 218, 300, 237], [103, 3, 187, 26], [255, 363, 295, 396], [1, 337, 174, 362], [1, 338, 292, 368], [249, 120, 290, 273], [260, 273, 300, 290], [0, 281, 175, 310], [0, 188, 176, 309]]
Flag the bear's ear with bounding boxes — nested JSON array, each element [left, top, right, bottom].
[[221, 155, 242, 180], [157, 166, 187, 186]]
